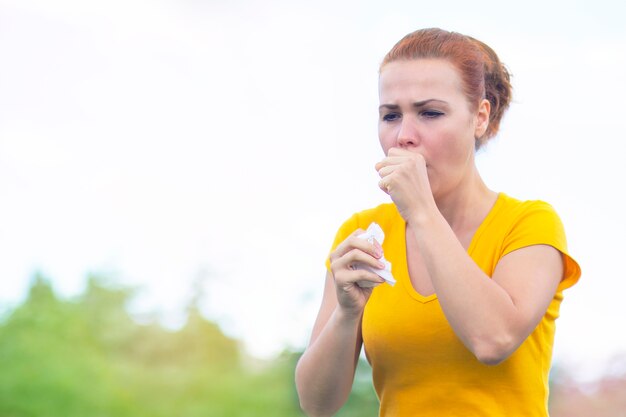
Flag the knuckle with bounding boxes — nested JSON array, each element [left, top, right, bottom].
[[349, 234, 364, 245], [346, 248, 361, 261], [352, 248, 367, 261], [329, 258, 343, 274]]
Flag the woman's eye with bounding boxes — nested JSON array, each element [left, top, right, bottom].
[[382, 113, 400, 122], [422, 110, 444, 118]]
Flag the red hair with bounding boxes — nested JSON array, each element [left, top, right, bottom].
[[381, 28, 512, 148]]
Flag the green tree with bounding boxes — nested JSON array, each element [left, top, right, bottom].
[[0, 272, 380, 417]]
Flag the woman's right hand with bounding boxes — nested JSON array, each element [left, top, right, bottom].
[[328, 229, 386, 317]]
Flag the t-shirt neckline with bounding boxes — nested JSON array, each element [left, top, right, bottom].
[[397, 192, 505, 303]]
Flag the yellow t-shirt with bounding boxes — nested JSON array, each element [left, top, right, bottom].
[[326, 193, 581, 417]]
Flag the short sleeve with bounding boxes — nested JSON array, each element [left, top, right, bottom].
[[501, 201, 581, 291]]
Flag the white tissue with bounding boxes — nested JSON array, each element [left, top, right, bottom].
[[354, 223, 396, 287]]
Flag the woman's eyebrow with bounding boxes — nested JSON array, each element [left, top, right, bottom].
[[379, 104, 400, 111], [378, 99, 448, 112], [413, 99, 448, 108]]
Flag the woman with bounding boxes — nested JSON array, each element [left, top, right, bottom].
[[295, 28, 581, 417]]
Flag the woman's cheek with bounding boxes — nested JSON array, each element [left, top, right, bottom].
[[378, 127, 395, 155], [435, 129, 468, 161]]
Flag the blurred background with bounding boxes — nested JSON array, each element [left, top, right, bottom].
[[1, 0, 625, 415]]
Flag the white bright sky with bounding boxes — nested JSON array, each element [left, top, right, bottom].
[[1, 0, 625, 381]]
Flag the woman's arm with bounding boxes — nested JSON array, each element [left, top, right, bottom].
[[295, 272, 363, 417], [409, 211, 563, 365], [295, 232, 384, 416], [376, 148, 564, 365]]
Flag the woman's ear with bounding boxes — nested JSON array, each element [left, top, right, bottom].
[[474, 98, 491, 139]]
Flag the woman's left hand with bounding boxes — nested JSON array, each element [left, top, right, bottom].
[[375, 147, 436, 223]]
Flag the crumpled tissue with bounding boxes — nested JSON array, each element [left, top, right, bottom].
[[354, 222, 396, 287]]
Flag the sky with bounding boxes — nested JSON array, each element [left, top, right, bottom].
[[1, 0, 625, 382]]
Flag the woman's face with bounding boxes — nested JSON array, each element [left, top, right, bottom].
[[378, 58, 489, 198]]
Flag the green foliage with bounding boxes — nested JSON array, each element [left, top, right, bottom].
[[0, 273, 379, 417]]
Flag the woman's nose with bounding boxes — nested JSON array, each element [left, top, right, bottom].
[[397, 117, 420, 148]]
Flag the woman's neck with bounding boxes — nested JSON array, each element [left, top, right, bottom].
[[433, 169, 497, 233]]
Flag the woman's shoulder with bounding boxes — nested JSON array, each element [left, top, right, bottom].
[[331, 203, 400, 239], [487, 193, 567, 245], [355, 202, 398, 218], [348, 202, 400, 228], [493, 192, 581, 290], [495, 192, 561, 222]]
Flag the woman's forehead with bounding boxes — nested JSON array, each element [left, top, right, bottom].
[[378, 59, 465, 102]]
